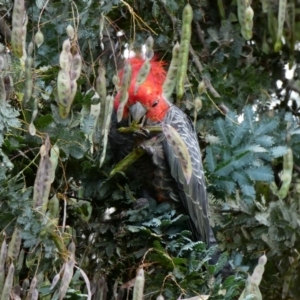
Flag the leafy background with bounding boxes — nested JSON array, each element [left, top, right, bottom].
[[0, 0, 300, 299]]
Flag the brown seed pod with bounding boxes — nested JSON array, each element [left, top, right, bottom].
[[7, 227, 21, 261], [1, 262, 14, 300], [11, 0, 25, 58]]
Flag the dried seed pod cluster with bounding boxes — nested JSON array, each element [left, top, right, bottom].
[[176, 4, 193, 102], [57, 33, 82, 119], [11, 0, 26, 58], [237, 0, 254, 40]]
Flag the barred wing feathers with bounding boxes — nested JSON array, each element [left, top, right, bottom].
[[163, 105, 210, 245]]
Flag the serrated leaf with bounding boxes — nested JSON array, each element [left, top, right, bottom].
[[205, 146, 216, 172], [214, 118, 230, 146], [215, 179, 236, 194], [241, 185, 256, 199], [254, 135, 274, 147], [270, 146, 288, 158], [255, 212, 270, 226], [245, 166, 274, 182]]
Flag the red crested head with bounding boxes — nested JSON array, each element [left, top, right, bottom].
[[114, 57, 170, 122]]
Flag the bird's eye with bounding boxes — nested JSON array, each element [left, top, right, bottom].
[[152, 101, 159, 107]]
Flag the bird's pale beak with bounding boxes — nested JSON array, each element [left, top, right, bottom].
[[129, 102, 147, 123]]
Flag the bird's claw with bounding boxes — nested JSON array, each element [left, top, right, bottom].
[[139, 136, 157, 156]]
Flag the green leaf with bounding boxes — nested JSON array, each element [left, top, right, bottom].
[[245, 166, 274, 182], [241, 185, 256, 199], [270, 146, 288, 158]]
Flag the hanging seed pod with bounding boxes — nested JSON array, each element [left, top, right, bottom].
[[156, 295, 164, 300], [62, 39, 71, 53], [31, 288, 39, 300], [57, 69, 71, 108], [278, 148, 293, 199], [99, 13, 105, 49], [134, 59, 151, 95], [251, 253, 267, 286], [116, 92, 128, 124], [70, 53, 82, 81], [70, 80, 77, 103], [244, 6, 254, 31], [194, 97, 202, 112], [33, 139, 53, 212], [96, 67, 107, 104], [23, 55, 33, 104], [28, 41, 34, 57], [66, 24, 75, 39], [132, 268, 145, 300], [163, 42, 180, 99], [0, 263, 14, 300], [90, 103, 101, 149], [48, 194, 59, 218], [29, 97, 38, 136], [50, 273, 60, 290], [15, 248, 25, 275], [112, 74, 119, 90], [59, 50, 72, 72], [49, 145, 60, 183], [26, 276, 37, 300], [11, 0, 25, 58], [59, 256, 75, 300], [237, 0, 254, 40], [34, 30, 44, 48], [7, 227, 21, 261], [176, 4, 193, 102], [144, 36, 154, 60], [95, 67, 107, 139], [0, 239, 7, 293], [117, 62, 132, 122], [198, 80, 206, 94], [274, 0, 287, 52], [0, 68, 6, 103], [21, 278, 30, 297], [162, 123, 192, 183], [100, 95, 114, 166], [68, 241, 76, 256]]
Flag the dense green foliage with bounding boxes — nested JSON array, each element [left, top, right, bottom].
[[0, 0, 300, 299]]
